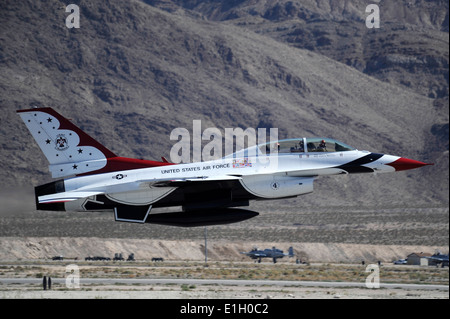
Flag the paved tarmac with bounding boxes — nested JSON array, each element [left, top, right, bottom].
[[1, 277, 448, 290]]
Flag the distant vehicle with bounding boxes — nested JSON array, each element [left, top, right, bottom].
[[393, 259, 407, 265], [241, 246, 294, 263], [85, 256, 111, 261], [113, 253, 125, 261], [52, 255, 64, 261], [127, 253, 135, 261], [151, 257, 164, 262]]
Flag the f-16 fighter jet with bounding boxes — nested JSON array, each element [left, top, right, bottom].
[[17, 108, 432, 227]]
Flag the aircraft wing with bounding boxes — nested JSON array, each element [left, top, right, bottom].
[[240, 252, 266, 257], [38, 191, 105, 204], [38, 175, 242, 204], [147, 175, 242, 187]]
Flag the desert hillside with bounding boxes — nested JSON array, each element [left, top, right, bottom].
[[1, 237, 448, 264], [0, 0, 448, 206]]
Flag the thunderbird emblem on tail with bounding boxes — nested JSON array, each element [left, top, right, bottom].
[[17, 108, 433, 227], [55, 134, 69, 151]]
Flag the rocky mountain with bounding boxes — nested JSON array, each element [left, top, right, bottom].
[[0, 0, 448, 206], [149, 0, 449, 99]]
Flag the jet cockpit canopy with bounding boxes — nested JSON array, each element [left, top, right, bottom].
[[259, 138, 356, 154], [225, 137, 356, 158]]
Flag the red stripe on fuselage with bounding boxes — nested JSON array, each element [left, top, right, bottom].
[[78, 156, 175, 176]]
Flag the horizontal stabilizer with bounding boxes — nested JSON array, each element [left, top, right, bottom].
[[38, 191, 104, 204]]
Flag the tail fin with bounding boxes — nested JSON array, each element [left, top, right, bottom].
[[17, 107, 172, 178]]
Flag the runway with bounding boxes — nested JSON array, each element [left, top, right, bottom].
[[1, 277, 448, 291]]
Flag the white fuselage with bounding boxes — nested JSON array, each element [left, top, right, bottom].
[[62, 150, 398, 211]]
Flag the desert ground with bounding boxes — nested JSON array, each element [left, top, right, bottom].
[[0, 202, 448, 299], [0, 260, 448, 299]]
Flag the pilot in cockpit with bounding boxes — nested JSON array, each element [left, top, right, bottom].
[[298, 140, 305, 152], [317, 139, 327, 152]]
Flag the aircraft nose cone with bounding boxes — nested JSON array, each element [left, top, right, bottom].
[[387, 157, 433, 171]]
